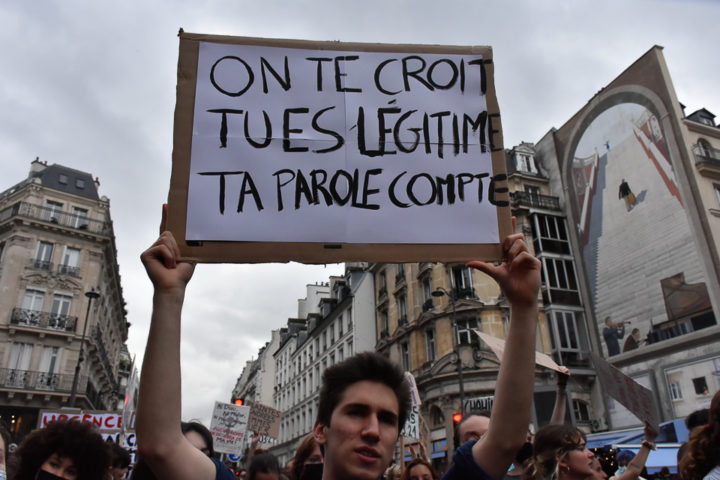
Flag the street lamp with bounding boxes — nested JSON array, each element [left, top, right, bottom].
[[432, 287, 465, 411], [68, 288, 101, 408]]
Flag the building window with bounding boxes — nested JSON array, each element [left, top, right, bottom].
[[347, 307, 353, 331], [378, 271, 387, 298], [338, 316, 343, 336], [456, 318, 479, 345], [542, 258, 580, 305], [425, 329, 436, 362], [516, 153, 538, 174], [347, 339, 353, 355], [39, 346, 62, 387], [43, 200, 63, 222], [329, 325, 335, 344], [693, 377, 709, 395], [338, 345, 344, 362], [670, 381, 683, 400], [50, 294, 72, 326], [401, 342, 410, 371], [71, 207, 89, 229], [34, 241, 54, 269], [396, 263, 406, 284], [451, 265, 474, 299], [572, 399, 590, 423], [397, 295, 407, 325], [59, 247, 81, 276], [714, 184, 720, 207], [548, 310, 589, 367], [58, 174, 68, 185], [380, 310, 389, 338], [76, 178, 86, 189], [533, 215, 570, 255], [22, 288, 45, 313]]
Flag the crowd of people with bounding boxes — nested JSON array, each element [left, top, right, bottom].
[[2, 213, 717, 479]]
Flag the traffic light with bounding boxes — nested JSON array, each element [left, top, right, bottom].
[[234, 398, 244, 406], [452, 412, 463, 424]]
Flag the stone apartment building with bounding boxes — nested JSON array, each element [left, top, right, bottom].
[[372, 141, 602, 471], [270, 265, 375, 465], [0, 159, 129, 440]]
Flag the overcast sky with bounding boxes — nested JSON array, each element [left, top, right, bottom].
[[1, 0, 718, 426]]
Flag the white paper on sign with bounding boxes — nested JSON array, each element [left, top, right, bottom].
[[590, 354, 659, 432], [473, 330, 564, 372], [404, 371, 422, 406], [209, 401, 251, 455], [186, 42, 499, 245]]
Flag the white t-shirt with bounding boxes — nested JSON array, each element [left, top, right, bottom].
[[704, 466, 720, 480]]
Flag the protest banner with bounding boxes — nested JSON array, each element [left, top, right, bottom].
[[210, 400, 251, 454], [167, 32, 510, 263], [473, 330, 565, 372], [246, 400, 282, 439], [39, 410, 137, 470], [590, 354, 659, 431]]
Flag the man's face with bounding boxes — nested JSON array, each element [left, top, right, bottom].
[[314, 380, 399, 480], [458, 415, 490, 444]]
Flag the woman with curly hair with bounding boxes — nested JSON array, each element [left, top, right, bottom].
[[10, 419, 110, 480], [401, 458, 437, 480], [680, 390, 720, 480], [523, 424, 594, 480]]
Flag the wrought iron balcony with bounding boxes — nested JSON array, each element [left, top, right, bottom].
[[0, 201, 111, 236], [511, 191, 561, 211], [0, 368, 81, 392], [694, 143, 720, 176], [28, 258, 53, 271], [10, 308, 77, 333], [92, 325, 119, 392], [57, 264, 81, 277]]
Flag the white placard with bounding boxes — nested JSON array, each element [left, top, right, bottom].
[[210, 401, 251, 455], [402, 405, 420, 440], [186, 42, 500, 245]]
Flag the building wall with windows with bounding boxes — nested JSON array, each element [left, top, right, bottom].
[[0, 159, 129, 441], [532, 46, 720, 429], [683, 108, 720, 270], [234, 265, 375, 466]]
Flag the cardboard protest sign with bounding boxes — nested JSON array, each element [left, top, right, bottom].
[[464, 395, 494, 413], [246, 400, 282, 439], [210, 401, 251, 454], [168, 32, 510, 263], [474, 330, 565, 372], [401, 404, 420, 440], [404, 371, 422, 406], [590, 354, 659, 431]]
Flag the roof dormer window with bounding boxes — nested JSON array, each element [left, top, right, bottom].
[[516, 153, 538, 174]]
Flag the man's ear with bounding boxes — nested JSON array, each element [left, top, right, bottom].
[[313, 418, 327, 446]]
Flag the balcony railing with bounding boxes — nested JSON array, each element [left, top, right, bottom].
[[28, 258, 53, 271], [57, 264, 81, 277], [693, 144, 720, 173], [0, 368, 82, 392], [511, 191, 561, 211], [0, 201, 111, 236], [10, 308, 77, 333], [92, 325, 119, 392]]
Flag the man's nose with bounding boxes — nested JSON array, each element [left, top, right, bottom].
[[361, 414, 380, 439]]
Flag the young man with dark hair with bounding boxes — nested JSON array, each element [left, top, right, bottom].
[[137, 211, 540, 480], [313, 352, 410, 480]]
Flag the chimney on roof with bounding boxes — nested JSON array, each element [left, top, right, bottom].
[[29, 157, 47, 177]]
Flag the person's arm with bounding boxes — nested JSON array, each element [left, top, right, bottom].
[[549, 367, 569, 425], [136, 209, 216, 480], [466, 218, 541, 480], [616, 423, 658, 480]]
